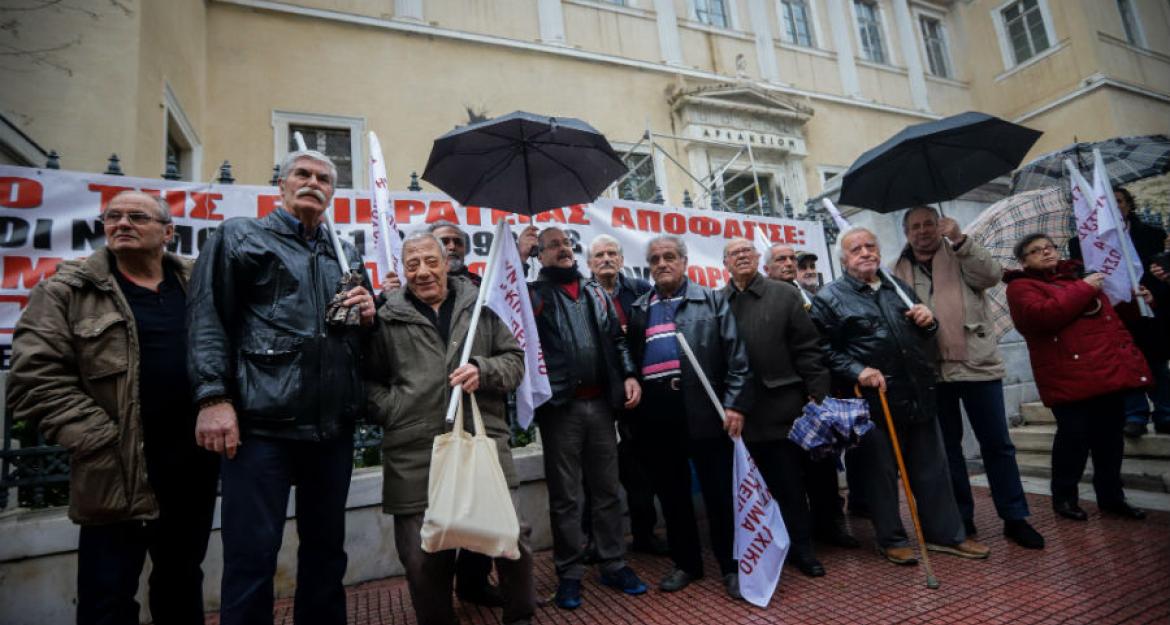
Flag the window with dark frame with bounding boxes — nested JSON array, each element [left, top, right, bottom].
[[1001, 0, 1050, 65], [920, 15, 951, 78], [620, 151, 658, 203], [1116, 0, 1142, 46], [695, 0, 729, 28], [780, 0, 815, 47], [854, 0, 887, 64], [287, 124, 354, 188]]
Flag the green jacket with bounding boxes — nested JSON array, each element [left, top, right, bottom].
[[7, 248, 193, 524], [364, 277, 525, 515]]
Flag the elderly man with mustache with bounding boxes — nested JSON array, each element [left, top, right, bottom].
[[528, 227, 648, 610], [188, 149, 375, 625], [626, 235, 751, 599]]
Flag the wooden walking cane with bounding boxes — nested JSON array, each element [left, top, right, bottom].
[[877, 388, 941, 590]]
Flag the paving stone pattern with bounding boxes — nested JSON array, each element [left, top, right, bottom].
[[204, 488, 1169, 624]]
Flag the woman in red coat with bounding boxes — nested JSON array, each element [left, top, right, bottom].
[[1005, 233, 1151, 521]]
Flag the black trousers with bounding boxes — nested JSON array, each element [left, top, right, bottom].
[[745, 438, 839, 560], [77, 444, 219, 625], [582, 421, 660, 545], [636, 387, 735, 577], [1050, 393, 1127, 506], [218, 434, 353, 625]]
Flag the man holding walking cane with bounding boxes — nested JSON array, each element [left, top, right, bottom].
[[810, 227, 989, 567]]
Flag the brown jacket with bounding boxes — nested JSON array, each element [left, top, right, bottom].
[[7, 249, 193, 524], [364, 277, 525, 515], [895, 236, 1006, 382]]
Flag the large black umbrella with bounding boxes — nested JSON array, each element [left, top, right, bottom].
[[838, 111, 1042, 212], [422, 110, 627, 215]]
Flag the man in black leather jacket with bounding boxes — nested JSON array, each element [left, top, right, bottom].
[[188, 149, 375, 625], [810, 227, 988, 566], [626, 235, 751, 599], [529, 227, 648, 610]]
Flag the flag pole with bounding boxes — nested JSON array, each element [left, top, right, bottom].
[[675, 332, 727, 425], [445, 218, 509, 423], [369, 131, 402, 280], [821, 199, 915, 309], [1094, 149, 1154, 318]]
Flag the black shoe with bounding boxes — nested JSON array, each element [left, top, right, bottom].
[[554, 578, 582, 610], [457, 582, 504, 607], [1053, 500, 1088, 521], [599, 565, 648, 595], [722, 573, 743, 600], [963, 518, 978, 537], [815, 523, 861, 549], [1003, 519, 1045, 549], [791, 554, 826, 577], [659, 568, 698, 592], [1100, 501, 1147, 520], [630, 535, 670, 556], [1123, 422, 1147, 438]]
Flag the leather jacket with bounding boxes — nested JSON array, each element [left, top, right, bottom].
[[187, 210, 370, 441], [627, 279, 752, 439], [530, 274, 637, 410], [810, 272, 939, 425]]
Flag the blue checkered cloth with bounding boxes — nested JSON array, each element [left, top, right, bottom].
[[788, 398, 874, 461]]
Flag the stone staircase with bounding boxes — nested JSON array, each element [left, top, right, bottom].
[[1010, 402, 1170, 494]]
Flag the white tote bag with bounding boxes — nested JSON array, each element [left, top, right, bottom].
[[420, 392, 521, 559]]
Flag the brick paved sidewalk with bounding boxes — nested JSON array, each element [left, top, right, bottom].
[[206, 488, 1170, 625]]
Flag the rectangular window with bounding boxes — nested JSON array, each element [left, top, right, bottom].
[[619, 150, 658, 203], [695, 0, 729, 28], [1117, 0, 1143, 46], [287, 125, 354, 188], [919, 15, 950, 78], [854, 0, 886, 64], [780, 0, 814, 47], [1001, 0, 1050, 65], [722, 172, 774, 214]]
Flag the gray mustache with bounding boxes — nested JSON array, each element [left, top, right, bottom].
[[296, 188, 327, 202]]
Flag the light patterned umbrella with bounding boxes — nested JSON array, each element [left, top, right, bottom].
[[1010, 134, 1170, 194], [966, 187, 1072, 339]]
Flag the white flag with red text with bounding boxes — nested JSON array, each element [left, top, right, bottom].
[[483, 232, 551, 429], [369, 132, 404, 280], [734, 437, 789, 607], [1089, 151, 1144, 306]]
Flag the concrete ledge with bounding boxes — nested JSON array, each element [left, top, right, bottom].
[[0, 445, 550, 625]]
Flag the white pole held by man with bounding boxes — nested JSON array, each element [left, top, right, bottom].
[[368, 131, 405, 282], [674, 332, 789, 608]]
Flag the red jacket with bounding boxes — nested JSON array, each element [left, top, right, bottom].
[[1004, 260, 1151, 407]]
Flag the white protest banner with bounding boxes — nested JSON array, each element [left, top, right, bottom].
[[368, 132, 404, 280], [1089, 150, 1150, 316], [733, 437, 789, 607], [0, 165, 828, 366], [483, 226, 552, 428]]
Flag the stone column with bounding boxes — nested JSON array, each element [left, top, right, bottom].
[[748, 0, 780, 82], [538, 0, 566, 45], [891, 0, 930, 111], [824, 0, 862, 98], [653, 0, 684, 65]]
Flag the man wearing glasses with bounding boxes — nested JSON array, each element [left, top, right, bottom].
[[9, 190, 220, 624]]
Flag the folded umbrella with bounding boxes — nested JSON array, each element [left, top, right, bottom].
[[788, 397, 873, 460]]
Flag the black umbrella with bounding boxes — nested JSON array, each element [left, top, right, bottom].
[[838, 111, 1042, 212], [422, 110, 627, 215], [1010, 134, 1170, 194]]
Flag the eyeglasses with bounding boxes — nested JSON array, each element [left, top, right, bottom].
[[101, 211, 167, 225], [1023, 243, 1057, 257]]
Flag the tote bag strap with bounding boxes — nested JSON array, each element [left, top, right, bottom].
[[467, 392, 489, 439]]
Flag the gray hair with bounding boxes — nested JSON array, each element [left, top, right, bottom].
[[900, 205, 939, 232], [836, 227, 879, 264], [764, 242, 794, 264], [645, 235, 687, 261], [537, 227, 567, 253], [279, 149, 339, 185], [426, 220, 470, 249], [402, 230, 446, 255], [589, 234, 623, 256], [107, 189, 172, 223]]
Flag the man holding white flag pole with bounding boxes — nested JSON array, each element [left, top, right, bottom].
[[627, 235, 754, 600]]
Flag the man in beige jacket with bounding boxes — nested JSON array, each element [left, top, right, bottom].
[[895, 206, 1043, 549], [364, 231, 533, 625]]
